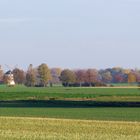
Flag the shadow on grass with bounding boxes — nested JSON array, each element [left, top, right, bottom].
[[0, 100, 140, 107]]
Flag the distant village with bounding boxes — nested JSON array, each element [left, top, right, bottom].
[[0, 64, 140, 87]]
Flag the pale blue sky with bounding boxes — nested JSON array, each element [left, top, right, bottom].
[[0, 0, 140, 70]]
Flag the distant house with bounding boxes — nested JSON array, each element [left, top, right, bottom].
[[4, 70, 15, 86]]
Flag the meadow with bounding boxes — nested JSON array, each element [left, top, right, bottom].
[[0, 107, 140, 121], [0, 85, 140, 102], [0, 85, 140, 140]]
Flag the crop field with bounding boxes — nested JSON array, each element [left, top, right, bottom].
[[0, 117, 140, 140]]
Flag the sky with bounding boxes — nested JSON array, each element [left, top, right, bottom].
[[0, 0, 140, 70]]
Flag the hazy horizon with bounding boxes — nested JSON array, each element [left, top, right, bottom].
[[0, 0, 140, 70]]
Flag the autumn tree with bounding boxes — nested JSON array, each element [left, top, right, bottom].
[[13, 68, 25, 84], [25, 64, 36, 87], [101, 71, 112, 83], [127, 72, 137, 83], [38, 63, 52, 87], [133, 69, 140, 82], [0, 65, 3, 82], [60, 69, 76, 86], [75, 70, 86, 86], [51, 68, 62, 84], [3, 75, 10, 84], [85, 69, 99, 86], [110, 67, 127, 83]]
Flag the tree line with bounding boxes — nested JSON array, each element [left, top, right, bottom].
[[0, 64, 140, 87]]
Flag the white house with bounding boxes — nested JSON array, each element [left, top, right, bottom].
[[5, 70, 15, 86]]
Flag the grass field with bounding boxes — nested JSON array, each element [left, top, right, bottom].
[[0, 85, 140, 102], [0, 117, 140, 140], [0, 107, 140, 121], [108, 83, 139, 87], [0, 86, 140, 139]]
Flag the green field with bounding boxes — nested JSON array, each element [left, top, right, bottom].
[[0, 107, 140, 121], [0, 85, 140, 121], [0, 86, 140, 139], [0, 85, 140, 102], [0, 117, 140, 140]]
